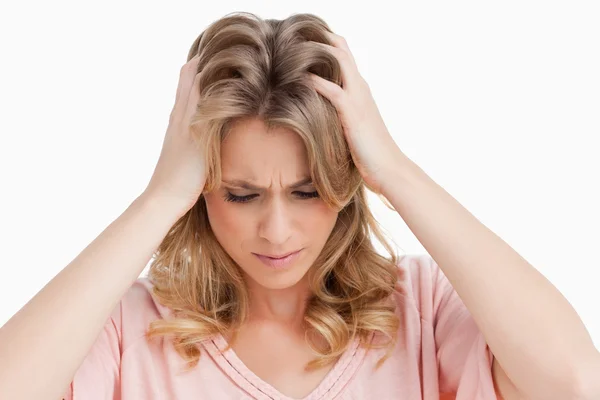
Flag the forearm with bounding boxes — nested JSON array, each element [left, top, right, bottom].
[[381, 152, 599, 398], [0, 194, 182, 400]]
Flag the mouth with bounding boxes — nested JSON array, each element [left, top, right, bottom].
[[252, 249, 303, 269], [254, 249, 302, 259]]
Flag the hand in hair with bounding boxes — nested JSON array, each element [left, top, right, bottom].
[[308, 31, 403, 195], [142, 54, 208, 218]]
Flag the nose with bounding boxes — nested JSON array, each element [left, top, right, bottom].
[[257, 197, 293, 246]]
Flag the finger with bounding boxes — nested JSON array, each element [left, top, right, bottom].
[[175, 54, 200, 102], [184, 72, 202, 130], [312, 41, 359, 91], [309, 73, 347, 113], [172, 55, 201, 124], [324, 31, 358, 67], [179, 55, 201, 105]]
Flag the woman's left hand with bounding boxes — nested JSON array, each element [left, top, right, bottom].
[[308, 31, 404, 194]]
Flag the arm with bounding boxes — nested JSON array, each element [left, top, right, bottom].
[[381, 153, 600, 400], [0, 52, 207, 400], [0, 194, 182, 400], [304, 29, 600, 400]]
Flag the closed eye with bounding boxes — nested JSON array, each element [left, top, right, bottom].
[[223, 191, 319, 203]]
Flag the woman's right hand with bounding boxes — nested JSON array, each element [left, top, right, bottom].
[[142, 54, 207, 218]]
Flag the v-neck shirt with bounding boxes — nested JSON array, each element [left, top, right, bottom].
[[63, 254, 497, 399]]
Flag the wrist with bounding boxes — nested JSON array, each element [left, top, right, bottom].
[[380, 152, 424, 200], [134, 191, 192, 222]]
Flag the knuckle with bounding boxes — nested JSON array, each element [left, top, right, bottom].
[[331, 86, 345, 102], [359, 77, 370, 90], [331, 45, 348, 61], [332, 34, 347, 47], [180, 60, 195, 74], [193, 71, 202, 84], [338, 49, 351, 62]]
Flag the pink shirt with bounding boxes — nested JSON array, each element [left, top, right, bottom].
[[63, 254, 497, 399]]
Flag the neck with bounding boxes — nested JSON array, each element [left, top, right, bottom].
[[244, 274, 312, 329]]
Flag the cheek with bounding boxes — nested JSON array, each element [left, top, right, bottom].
[[301, 202, 338, 238], [204, 196, 251, 244]]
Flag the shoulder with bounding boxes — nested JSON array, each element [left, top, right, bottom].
[[110, 277, 173, 351], [393, 253, 453, 322], [395, 253, 447, 295], [117, 277, 173, 320]]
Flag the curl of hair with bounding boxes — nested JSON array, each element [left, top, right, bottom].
[[144, 11, 405, 373]]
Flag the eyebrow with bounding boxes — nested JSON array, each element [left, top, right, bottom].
[[221, 177, 313, 191]]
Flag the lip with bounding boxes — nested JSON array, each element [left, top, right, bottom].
[[253, 249, 303, 269], [256, 250, 300, 259]]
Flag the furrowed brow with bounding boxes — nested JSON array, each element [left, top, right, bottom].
[[222, 177, 313, 190]]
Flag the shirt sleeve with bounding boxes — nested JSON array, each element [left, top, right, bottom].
[[62, 299, 123, 400], [401, 254, 498, 399]]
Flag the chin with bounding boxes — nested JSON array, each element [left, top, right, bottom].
[[262, 276, 307, 290], [245, 259, 312, 291]]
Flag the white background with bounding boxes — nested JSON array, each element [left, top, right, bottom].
[[1, 1, 598, 349]]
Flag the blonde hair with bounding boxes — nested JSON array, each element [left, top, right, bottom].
[[145, 11, 405, 372]]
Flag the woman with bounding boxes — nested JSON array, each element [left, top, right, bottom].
[[0, 11, 598, 400]]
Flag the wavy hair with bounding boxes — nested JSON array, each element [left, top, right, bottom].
[[144, 11, 405, 372]]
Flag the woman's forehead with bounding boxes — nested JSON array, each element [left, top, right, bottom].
[[221, 120, 308, 168]]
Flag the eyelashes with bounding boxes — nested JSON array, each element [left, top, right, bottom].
[[223, 191, 319, 203]]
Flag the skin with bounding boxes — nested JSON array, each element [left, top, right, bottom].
[[202, 117, 339, 398], [204, 117, 338, 325], [309, 31, 600, 399], [204, 28, 600, 399]]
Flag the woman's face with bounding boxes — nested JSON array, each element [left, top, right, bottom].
[[204, 117, 338, 290]]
